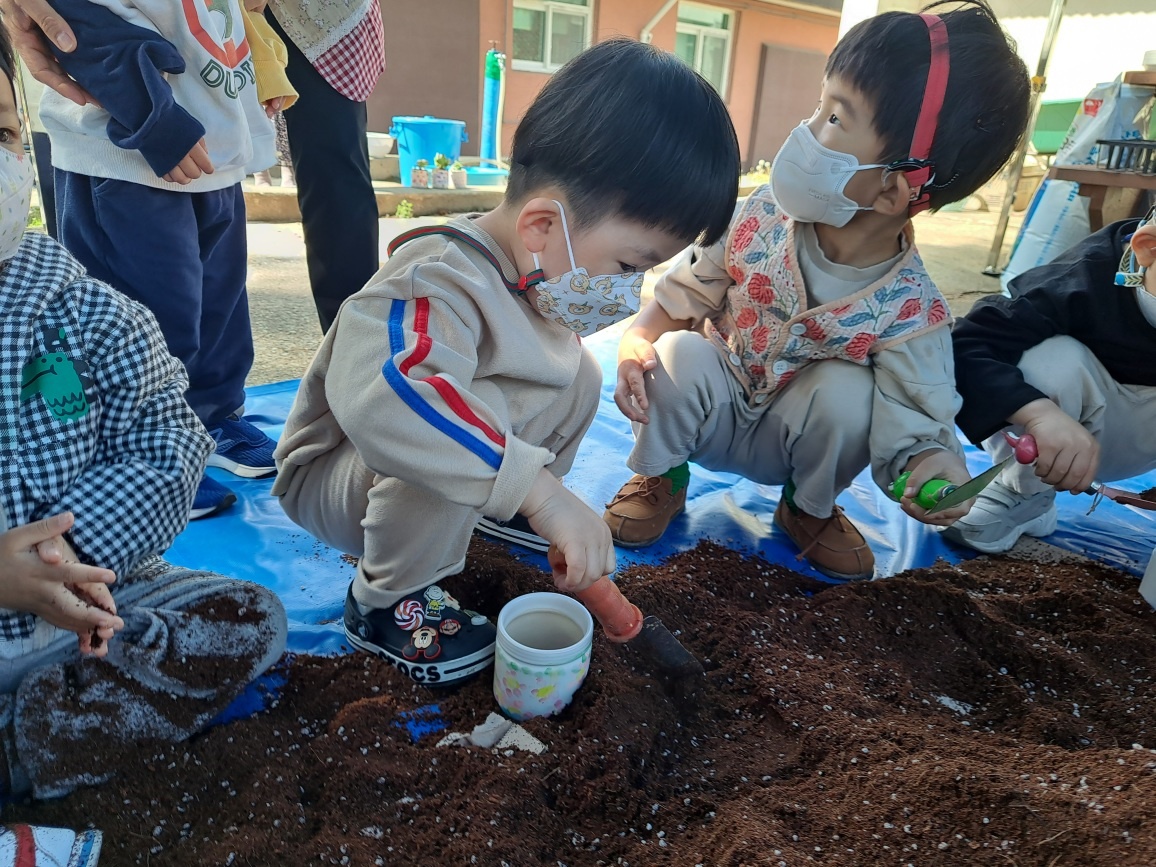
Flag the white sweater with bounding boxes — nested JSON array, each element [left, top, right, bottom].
[[40, 0, 274, 191]]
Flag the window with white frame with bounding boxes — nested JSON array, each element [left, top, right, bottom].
[[512, 0, 593, 72], [674, 2, 733, 96]]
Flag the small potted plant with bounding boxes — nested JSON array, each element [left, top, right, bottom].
[[431, 153, 453, 189], [450, 160, 468, 189], [409, 158, 430, 189]]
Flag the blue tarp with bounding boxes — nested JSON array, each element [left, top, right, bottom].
[[172, 332, 1156, 655]]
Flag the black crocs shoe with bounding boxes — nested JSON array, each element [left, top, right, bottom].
[[343, 583, 496, 687]]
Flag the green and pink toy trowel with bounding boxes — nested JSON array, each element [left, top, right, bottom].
[[891, 431, 1038, 513], [893, 432, 1156, 513]]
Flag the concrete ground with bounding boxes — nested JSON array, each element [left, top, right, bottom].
[[245, 203, 1026, 387]]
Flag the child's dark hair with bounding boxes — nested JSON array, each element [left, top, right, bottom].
[[506, 38, 740, 246], [0, 24, 14, 85], [827, 0, 1029, 210]]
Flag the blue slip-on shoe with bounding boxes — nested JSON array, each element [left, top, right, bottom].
[[206, 414, 277, 478], [190, 474, 237, 520], [344, 583, 496, 687]]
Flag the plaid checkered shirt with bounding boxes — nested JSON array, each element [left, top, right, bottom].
[[313, 0, 384, 103], [0, 233, 212, 641]]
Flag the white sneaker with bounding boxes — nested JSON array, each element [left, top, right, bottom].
[[939, 481, 1057, 554]]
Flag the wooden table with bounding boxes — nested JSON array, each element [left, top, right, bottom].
[[1043, 70, 1156, 230], [1048, 164, 1156, 231]]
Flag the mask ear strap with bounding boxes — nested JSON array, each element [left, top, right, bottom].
[[551, 199, 578, 271], [899, 13, 950, 215]]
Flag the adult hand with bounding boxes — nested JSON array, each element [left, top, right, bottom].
[[0, 0, 95, 106]]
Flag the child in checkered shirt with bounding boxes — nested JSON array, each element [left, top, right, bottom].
[[0, 33, 286, 800]]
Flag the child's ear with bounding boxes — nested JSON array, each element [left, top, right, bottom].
[[1130, 225, 1156, 269], [871, 169, 916, 218], [514, 198, 563, 256]]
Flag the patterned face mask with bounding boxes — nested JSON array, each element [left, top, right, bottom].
[[0, 147, 32, 263], [529, 201, 644, 337]]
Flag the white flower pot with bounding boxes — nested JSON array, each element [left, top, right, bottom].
[[450, 169, 468, 189], [409, 168, 430, 188], [432, 169, 452, 189]]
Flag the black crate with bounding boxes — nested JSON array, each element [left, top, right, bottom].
[[1096, 139, 1156, 174]]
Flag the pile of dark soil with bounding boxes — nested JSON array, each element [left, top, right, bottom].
[[10, 540, 1156, 866]]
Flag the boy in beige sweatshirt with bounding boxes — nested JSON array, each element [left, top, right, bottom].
[[273, 38, 741, 686]]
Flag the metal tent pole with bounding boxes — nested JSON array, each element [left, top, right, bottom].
[[982, 0, 1067, 277]]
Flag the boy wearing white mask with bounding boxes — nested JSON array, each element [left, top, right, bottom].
[[603, 0, 1029, 581], [273, 38, 741, 686], [0, 33, 286, 800]]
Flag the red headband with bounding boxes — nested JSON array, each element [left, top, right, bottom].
[[900, 13, 950, 214]]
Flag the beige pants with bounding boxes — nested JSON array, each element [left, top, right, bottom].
[[985, 335, 1156, 496], [279, 349, 603, 609], [627, 330, 873, 517]]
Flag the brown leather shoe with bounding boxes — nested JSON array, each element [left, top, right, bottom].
[[604, 474, 688, 548], [773, 499, 875, 581]]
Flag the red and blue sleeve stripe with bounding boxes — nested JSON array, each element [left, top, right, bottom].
[[381, 298, 506, 470]]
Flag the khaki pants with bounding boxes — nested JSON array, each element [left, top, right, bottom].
[[985, 336, 1156, 496], [626, 330, 873, 518], [279, 348, 603, 609]]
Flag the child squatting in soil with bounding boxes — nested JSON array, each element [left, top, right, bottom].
[[602, 0, 1030, 581], [944, 208, 1156, 553], [0, 32, 287, 801], [273, 38, 741, 686]]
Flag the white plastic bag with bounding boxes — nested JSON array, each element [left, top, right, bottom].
[[1001, 77, 1154, 292]]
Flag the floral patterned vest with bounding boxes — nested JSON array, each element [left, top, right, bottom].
[[709, 186, 951, 402]]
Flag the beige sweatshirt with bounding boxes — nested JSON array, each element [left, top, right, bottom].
[[273, 216, 587, 521]]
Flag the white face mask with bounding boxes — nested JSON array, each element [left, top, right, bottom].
[[0, 147, 32, 263], [770, 122, 885, 227], [529, 201, 644, 337]]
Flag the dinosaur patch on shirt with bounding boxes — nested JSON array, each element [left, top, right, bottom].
[[21, 326, 95, 421]]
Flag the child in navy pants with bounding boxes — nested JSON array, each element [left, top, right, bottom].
[[39, 0, 289, 517]]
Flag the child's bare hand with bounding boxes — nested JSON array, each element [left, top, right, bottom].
[[263, 96, 285, 118], [897, 448, 975, 527], [69, 581, 118, 657], [32, 531, 119, 655], [163, 138, 213, 184], [614, 331, 657, 423], [0, 512, 124, 649], [521, 471, 615, 593], [1016, 399, 1098, 493]]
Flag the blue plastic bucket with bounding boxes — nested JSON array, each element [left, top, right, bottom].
[[390, 116, 468, 185]]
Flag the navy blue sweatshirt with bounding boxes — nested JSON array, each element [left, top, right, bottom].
[[953, 219, 1156, 444]]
